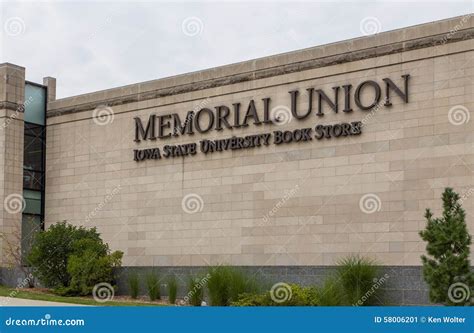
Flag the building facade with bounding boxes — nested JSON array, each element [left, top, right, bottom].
[[1, 15, 473, 304]]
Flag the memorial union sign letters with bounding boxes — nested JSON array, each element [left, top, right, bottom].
[[133, 74, 410, 161]]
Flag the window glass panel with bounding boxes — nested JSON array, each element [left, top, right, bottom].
[[21, 215, 41, 262], [24, 190, 42, 200], [23, 170, 44, 190], [23, 190, 42, 215], [24, 123, 45, 137], [24, 199, 41, 215], [24, 135, 44, 171], [24, 84, 46, 125]]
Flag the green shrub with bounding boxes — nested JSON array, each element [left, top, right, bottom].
[[420, 188, 474, 305], [128, 273, 139, 299], [207, 266, 259, 306], [168, 276, 178, 304], [233, 284, 318, 306], [336, 255, 379, 305], [65, 238, 123, 296], [146, 273, 160, 301], [232, 292, 272, 306], [28, 221, 104, 289], [234, 256, 381, 306], [187, 276, 204, 306], [268, 283, 319, 306], [28, 221, 122, 296], [316, 277, 345, 306], [285, 284, 319, 306]]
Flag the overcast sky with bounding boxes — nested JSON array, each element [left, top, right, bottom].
[[1, 0, 472, 98]]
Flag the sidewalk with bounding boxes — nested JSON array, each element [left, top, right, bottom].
[[0, 296, 88, 306]]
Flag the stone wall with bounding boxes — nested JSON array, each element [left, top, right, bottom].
[[44, 16, 473, 271], [113, 265, 430, 305], [0, 63, 25, 267]]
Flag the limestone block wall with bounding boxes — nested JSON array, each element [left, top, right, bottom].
[[45, 16, 474, 268], [0, 63, 25, 266]]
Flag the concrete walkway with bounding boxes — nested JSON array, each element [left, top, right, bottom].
[[0, 296, 88, 306]]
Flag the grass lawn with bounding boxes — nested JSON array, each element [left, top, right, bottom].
[[0, 285, 168, 306]]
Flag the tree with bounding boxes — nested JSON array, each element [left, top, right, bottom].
[[0, 222, 35, 288], [419, 188, 474, 305]]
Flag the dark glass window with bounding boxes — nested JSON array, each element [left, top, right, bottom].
[[23, 170, 44, 190], [24, 122, 45, 136], [22, 82, 47, 262], [24, 135, 44, 172], [23, 122, 46, 192]]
